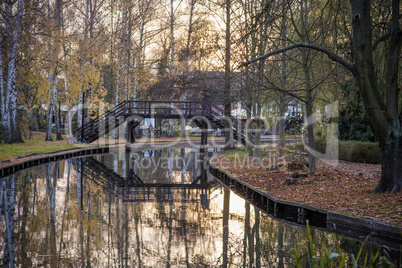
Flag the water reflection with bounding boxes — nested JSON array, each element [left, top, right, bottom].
[[0, 148, 397, 267]]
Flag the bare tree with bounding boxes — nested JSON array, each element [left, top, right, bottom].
[[224, 0, 235, 149], [243, 0, 401, 193]]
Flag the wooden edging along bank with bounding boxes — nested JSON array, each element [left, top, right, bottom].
[[0, 140, 218, 178], [0, 146, 111, 178], [208, 160, 402, 250]]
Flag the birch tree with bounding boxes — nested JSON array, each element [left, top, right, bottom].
[[113, 0, 128, 139], [0, 0, 24, 144], [45, 0, 63, 141]]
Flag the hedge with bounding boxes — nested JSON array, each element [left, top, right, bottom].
[[297, 139, 381, 164]]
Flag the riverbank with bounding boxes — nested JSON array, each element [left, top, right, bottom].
[[0, 133, 224, 166], [210, 150, 402, 227]]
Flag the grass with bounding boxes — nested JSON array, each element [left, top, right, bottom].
[[225, 149, 247, 157], [0, 134, 219, 162], [0, 138, 76, 161]]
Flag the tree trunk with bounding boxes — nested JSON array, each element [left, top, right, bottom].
[[253, 105, 262, 161], [300, 0, 315, 173], [278, 98, 286, 157], [45, 102, 54, 141], [113, 3, 127, 140], [0, 44, 11, 143], [56, 99, 62, 140], [224, 0, 235, 149], [68, 98, 73, 137], [245, 101, 253, 155], [4, 0, 24, 144], [168, 0, 177, 138], [376, 135, 402, 192], [278, 10, 288, 157], [181, 0, 196, 138], [350, 0, 401, 192], [303, 49, 316, 173]]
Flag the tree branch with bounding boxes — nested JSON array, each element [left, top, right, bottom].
[[373, 32, 391, 51], [240, 42, 357, 76]]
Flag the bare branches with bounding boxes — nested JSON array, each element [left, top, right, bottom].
[[240, 42, 357, 76], [373, 32, 391, 51]]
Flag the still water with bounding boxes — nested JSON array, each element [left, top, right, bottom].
[[0, 148, 396, 267]]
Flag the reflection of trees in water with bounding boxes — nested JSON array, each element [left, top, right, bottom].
[[0, 152, 375, 267], [0, 174, 16, 267]]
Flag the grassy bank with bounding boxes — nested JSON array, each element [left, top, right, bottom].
[[0, 138, 75, 161]]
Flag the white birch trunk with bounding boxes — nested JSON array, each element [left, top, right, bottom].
[[0, 40, 11, 143], [168, 0, 176, 137], [68, 98, 73, 137], [78, 0, 90, 131], [6, 0, 24, 143], [113, 3, 127, 139]]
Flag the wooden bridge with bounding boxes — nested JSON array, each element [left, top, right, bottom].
[[75, 100, 251, 145]]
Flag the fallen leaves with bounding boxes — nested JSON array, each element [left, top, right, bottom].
[[212, 154, 402, 227]]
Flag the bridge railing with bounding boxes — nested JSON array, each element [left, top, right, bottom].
[[75, 100, 252, 143], [209, 104, 247, 137], [125, 100, 203, 115], [75, 100, 204, 138]]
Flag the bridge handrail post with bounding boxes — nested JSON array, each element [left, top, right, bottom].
[[148, 101, 151, 114]]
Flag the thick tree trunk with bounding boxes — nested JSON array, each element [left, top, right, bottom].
[[376, 134, 402, 193], [350, 0, 401, 192], [4, 0, 24, 144]]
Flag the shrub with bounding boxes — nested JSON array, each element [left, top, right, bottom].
[[339, 140, 380, 164], [288, 140, 381, 164]]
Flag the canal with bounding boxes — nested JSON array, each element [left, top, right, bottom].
[[0, 147, 399, 267]]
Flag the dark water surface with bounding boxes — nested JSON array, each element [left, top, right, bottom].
[[0, 148, 398, 267]]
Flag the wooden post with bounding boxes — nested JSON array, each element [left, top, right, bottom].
[[127, 121, 136, 143], [201, 120, 208, 146]]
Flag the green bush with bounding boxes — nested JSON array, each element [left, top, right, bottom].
[[289, 140, 381, 164], [339, 140, 380, 164], [338, 82, 377, 142]]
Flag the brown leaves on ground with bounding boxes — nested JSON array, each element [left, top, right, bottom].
[[211, 153, 402, 227]]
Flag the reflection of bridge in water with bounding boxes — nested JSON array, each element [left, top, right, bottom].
[[79, 153, 213, 206]]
